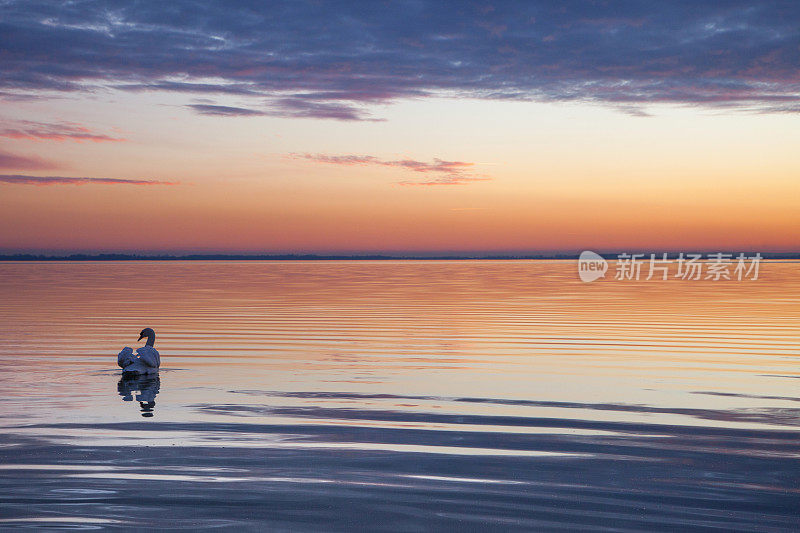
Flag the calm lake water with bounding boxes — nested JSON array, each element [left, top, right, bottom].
[[0, 260, 798, 531]]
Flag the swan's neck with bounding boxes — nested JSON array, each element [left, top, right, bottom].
[[145, 333, 155, 347]]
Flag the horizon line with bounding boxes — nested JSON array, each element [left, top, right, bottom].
[[1, 252, 798, 261]]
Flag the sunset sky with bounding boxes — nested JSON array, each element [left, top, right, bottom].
[[1, 1, 798, 254]]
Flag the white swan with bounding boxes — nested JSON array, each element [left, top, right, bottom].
[[118, 328, 160, 375]]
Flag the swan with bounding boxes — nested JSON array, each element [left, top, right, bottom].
[[118, 328, 160, 375]]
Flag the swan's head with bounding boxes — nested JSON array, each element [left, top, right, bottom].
[[138, 328, 156, 346]]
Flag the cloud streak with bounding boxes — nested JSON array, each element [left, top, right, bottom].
[[187, 104, 266, 117], [0, 1, 798, 118], [294, 153, 490, 186], [0, 149, 61, 170], [0, 120, 125, 142], [0, 174, 176, 186], [187, 101, 377, 121]]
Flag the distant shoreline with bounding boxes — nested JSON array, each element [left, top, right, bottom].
[[0, 253, 578, 261], [2, 253, 799, 261]]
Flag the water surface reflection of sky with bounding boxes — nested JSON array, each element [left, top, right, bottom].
[[0, 261, 798, 530]]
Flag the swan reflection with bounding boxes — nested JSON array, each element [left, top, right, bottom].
[[117, 374, 160, 417]]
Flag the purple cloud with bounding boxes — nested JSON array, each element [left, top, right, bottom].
[[0, 149, 61, 170], [118, 81, 259, 96], [0, 120, 125, 142], [0, 174, 176, 186], [268, 98, 380, 121], [187, 104, 266, 117], [187, 101, 378, 121], [0, 1, 797, 118]]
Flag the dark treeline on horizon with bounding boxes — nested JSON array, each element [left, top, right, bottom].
[[0, 253, 577, 261], [1, 253, 798, 261]]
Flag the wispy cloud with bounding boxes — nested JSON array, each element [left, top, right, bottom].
[[187, 104, 266, 117], [0, 120, 125, 142], [187, 101, 378, 121], [293, 153, 490, 186], [1, 1, 798, 118], [269, 98, 380, 121], [0, 149, 61, 170], [0, 174, 176, 186], [118, 81, 259, 96], [397, 175, 491, 186]]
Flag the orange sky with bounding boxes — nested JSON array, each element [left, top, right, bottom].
[[2, 97, 798, 254], [3, 62, 800, 254]]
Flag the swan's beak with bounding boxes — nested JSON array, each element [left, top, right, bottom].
[[138, 334, 145, 342]]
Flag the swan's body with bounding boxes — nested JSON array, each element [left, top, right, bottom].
[[118, 328, 160, 375], [117, 345, 160, 374]]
